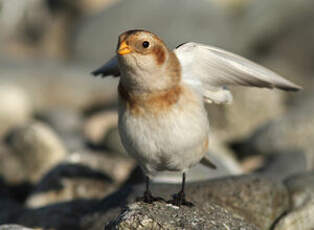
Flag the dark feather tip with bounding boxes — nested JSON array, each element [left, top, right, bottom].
[[176, 42, 188, 49], [91, 70, 101, 77]]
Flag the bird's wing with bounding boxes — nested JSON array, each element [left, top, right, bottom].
[[174, 42, 301, 104], [91, 55, 120, 77]]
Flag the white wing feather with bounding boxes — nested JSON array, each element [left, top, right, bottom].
[[174, 42, 301, 104]]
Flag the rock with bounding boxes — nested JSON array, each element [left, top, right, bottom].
[[274, 200, 314, 230], [74, 0, 314, 63], [0, 198, 23, 225], [79, 168, 147, 230], [13, 173, 288, 230], [25, 162, 114, 208], [26, 150, 135, 208], [66, 151, 135, 184], [0, 145, 26, 184], [235, 92, 314, 168], [184, 175, 289, 230], [36, 107, 85, 151], [83, 111, 122, 151], [17, 199, 101, 230], [0, 179, 24, 224], [106, 201, 259, 230], [103, 127, 128, 156], [208, 88, 287, 143], [0, 0, 121, 60], [6, 121, 67, 182], [0, 225, 38, 230], [36, 107, 83, 137], [272, 171, 314, 230], [84, 111, 118, 144], [0, 62, 118, 112], [284, 172, 314, 209], [255, 151, 307, 182], [0, 85, 32, 137], [74, 0, 232, 63], [96, 174, 289, 230]]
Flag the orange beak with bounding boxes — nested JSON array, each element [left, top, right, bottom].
[[117, 41, 132, 55]]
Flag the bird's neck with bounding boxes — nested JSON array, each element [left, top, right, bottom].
[[118, 82, 182, 116]]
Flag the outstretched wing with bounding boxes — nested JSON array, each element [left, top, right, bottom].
[[91, 56, 120, 77], [174, 42, 301, 104]]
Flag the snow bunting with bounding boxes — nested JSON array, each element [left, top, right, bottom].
[[92, 29, 301, 206]]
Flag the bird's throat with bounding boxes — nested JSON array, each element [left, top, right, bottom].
[[118, 82, 182, 116]]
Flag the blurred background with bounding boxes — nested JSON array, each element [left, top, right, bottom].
[[0, 0, 313, 228]]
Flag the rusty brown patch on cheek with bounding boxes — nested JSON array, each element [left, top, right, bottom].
[[118, 82, 182, 116], [153, 46, 166, 65]]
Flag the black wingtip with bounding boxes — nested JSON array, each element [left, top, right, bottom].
[[91, 70, 104, 77], [277, 84, 303, 92], [176, 42, 188, 49]]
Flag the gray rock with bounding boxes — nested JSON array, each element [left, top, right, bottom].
[[84, 111, 118, 146], [236, 92, 314, 168], [17, 199, 100, 230], [83, 111, 128, 155], [74, 0, 314, 63], [207, 88, 287, 143], [284, 171, 314, 209], [255, 151, 307, 182], [65, 151, 135, 185], [92, 174, 289, 230], [0, 0, 120, 60], [74, 0, 233, 63], [0, 61, 118, 111], [106, 201, 259, 230], [26, 150, 135, 208], [36, 107, 83, 137], [0, 225, 38, 230], [36, 107, 85, 151], [273, 200, 314, 230], [6, 121, 67, 182], [184, 175, 289, 230], [272, 172, 314, 230], [25, 162, 115, 208]]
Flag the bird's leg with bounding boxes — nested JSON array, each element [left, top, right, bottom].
[[170, 172, 194, 207], [136, 176, 164, 203], [143, 176, 154, 203]]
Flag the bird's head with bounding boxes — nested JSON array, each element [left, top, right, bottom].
[[116, 30, 181, 93]]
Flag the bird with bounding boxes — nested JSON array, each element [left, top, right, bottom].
[[92, 29, 301, 206]]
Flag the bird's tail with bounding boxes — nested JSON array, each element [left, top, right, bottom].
[[200, 155, 217, 169]]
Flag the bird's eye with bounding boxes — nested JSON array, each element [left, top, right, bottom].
[[142, 41, 150, 48]]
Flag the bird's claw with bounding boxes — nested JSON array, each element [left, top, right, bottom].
[[168, 191, 194, 207], [136, 191, 165, 204]]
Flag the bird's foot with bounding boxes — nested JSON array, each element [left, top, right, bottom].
[[168, 191, 194, 207], [136, 191, 165, 204]]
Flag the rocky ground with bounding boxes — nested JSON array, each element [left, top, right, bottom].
[[0, 0, 314, 229]]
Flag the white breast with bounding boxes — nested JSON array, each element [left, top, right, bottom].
[[118, 84, 210, 177]]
